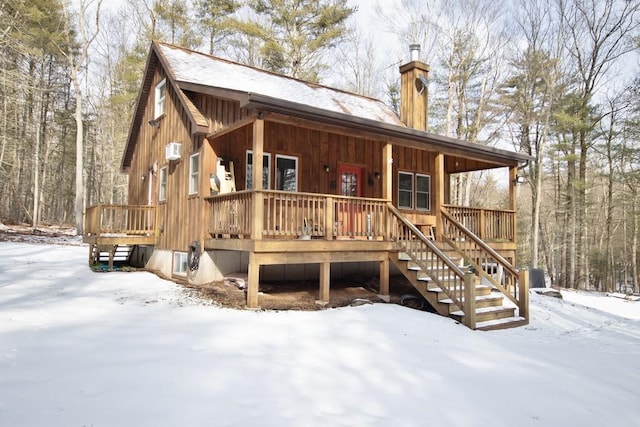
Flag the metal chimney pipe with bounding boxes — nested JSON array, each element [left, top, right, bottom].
[[409, 43, 421, 62]]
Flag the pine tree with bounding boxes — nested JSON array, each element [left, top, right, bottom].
[[194, 0, 241, 55], [240, 0, 356, 82]]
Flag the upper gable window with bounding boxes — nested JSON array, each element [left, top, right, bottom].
[[154, 78, 166, 118]]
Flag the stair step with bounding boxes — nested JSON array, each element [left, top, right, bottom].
[[439, 294, 503, 307], [450, 306, 516, 323], [475, 316, 528, 331]]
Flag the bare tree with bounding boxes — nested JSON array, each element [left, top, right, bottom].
[[60, 0, 102, 235]]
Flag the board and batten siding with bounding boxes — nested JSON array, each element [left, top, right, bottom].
[[127, 67, 205, 252], [206, 120, 437, 226]]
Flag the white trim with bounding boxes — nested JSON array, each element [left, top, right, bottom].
[[246, 150, 271, 189], [172, 251, 188, 277], [398, 171, 413, 209], [275, 154, 298, 192], [188, 153, 200, 195], [159, 165, 168, 202], [416, 173, 431, 211], [154, 78, 166, 119]]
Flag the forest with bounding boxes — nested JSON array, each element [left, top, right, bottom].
[[0, 0, 639, 293]]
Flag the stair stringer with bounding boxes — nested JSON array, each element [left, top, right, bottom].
[[389, 252, 453, 316]]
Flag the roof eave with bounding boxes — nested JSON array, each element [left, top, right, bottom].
[[244, 94, 532, 164]]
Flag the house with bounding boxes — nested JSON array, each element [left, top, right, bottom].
[[83, 41, 531, 330]]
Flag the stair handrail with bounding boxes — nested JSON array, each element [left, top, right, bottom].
[[388, 204, 468, 309], [441, 208, 520, 306]]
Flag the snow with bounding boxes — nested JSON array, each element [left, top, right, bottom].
[[1, 241, 640, 426], [158, 43, 404, 126]]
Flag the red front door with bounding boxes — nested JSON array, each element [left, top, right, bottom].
[[338, 165, 363, 197], [337, 165, 363, 236]]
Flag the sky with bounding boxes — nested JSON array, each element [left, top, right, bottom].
[[1, 238, 639, 426]]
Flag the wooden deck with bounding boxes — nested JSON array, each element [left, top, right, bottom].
[[83, 194, 527, 329]]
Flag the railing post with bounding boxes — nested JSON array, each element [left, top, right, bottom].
[[478, 209, 485, 240], [518, 269, 529, 320], [251, 191, 263, 240], [325, 197, 334, 240], [463, 273, 476, 329]]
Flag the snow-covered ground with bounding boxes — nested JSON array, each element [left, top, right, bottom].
[[1, 241, 639, 426]]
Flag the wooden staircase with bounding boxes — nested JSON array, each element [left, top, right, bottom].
[[391, 252, 525, 330], [388, 204, 529, 331]]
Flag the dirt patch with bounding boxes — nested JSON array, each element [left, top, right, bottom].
[[184, 275, 421, 311]]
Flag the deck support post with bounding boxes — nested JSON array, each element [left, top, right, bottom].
[[378, 258, 390, 302], [463, 273, 476, 329], [518, 269, 529, 321], [319, 262, 330, 303], [88, 244, 94, 265], [108, 246, 115, 272], [247, 252, 260, 308]]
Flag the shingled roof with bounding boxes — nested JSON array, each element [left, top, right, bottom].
[[122, 42, 530, 172]]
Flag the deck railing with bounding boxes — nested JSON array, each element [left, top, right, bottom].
[[208, 190, 253, 237], [388, 204, 478, 328], [444, 205, 515, 241], [84, 205, 156, 236], [207, 190, 388, 240], [441, 208, 528, 320]]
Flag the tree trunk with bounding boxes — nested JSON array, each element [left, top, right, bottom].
[[73, 66, 84, 235]]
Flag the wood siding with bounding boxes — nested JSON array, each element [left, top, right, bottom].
[[126, 65, 488, 254]]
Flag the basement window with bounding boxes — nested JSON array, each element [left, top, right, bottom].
[[173, 251, 187, 276], [154, 78, 166, 118]]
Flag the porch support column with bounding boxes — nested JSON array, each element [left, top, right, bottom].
[[508, 165, 517, 211], [382, 142, 393, 201], [318, 262, 330, 304], [378, 258, 390, 302], [434, 153, 445, 240], [247, 252, 260, 308], [509, 165, 518, 255], [251, 119, 264, 240]]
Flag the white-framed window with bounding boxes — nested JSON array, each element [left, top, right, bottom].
[[173, 251, 187, 276], [416, 174, 431, 211], [246, 150, 271, 189], [275, 154, 298, 191], [154, 78, 166, 118], [159, 165, 168, 202], [189, 153, 200, 195], [398, 172, 413, 209]]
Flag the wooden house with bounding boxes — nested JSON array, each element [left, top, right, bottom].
[[83, 41, 532, 330]]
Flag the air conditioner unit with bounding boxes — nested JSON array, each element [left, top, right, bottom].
[[165, 142, 181, 161]]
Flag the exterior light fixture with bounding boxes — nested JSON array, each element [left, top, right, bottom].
[[514, 175, 526, 185], [323, 165, 330, 173], [374, 172, 381, 180], [148, 119, 160, 128]]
